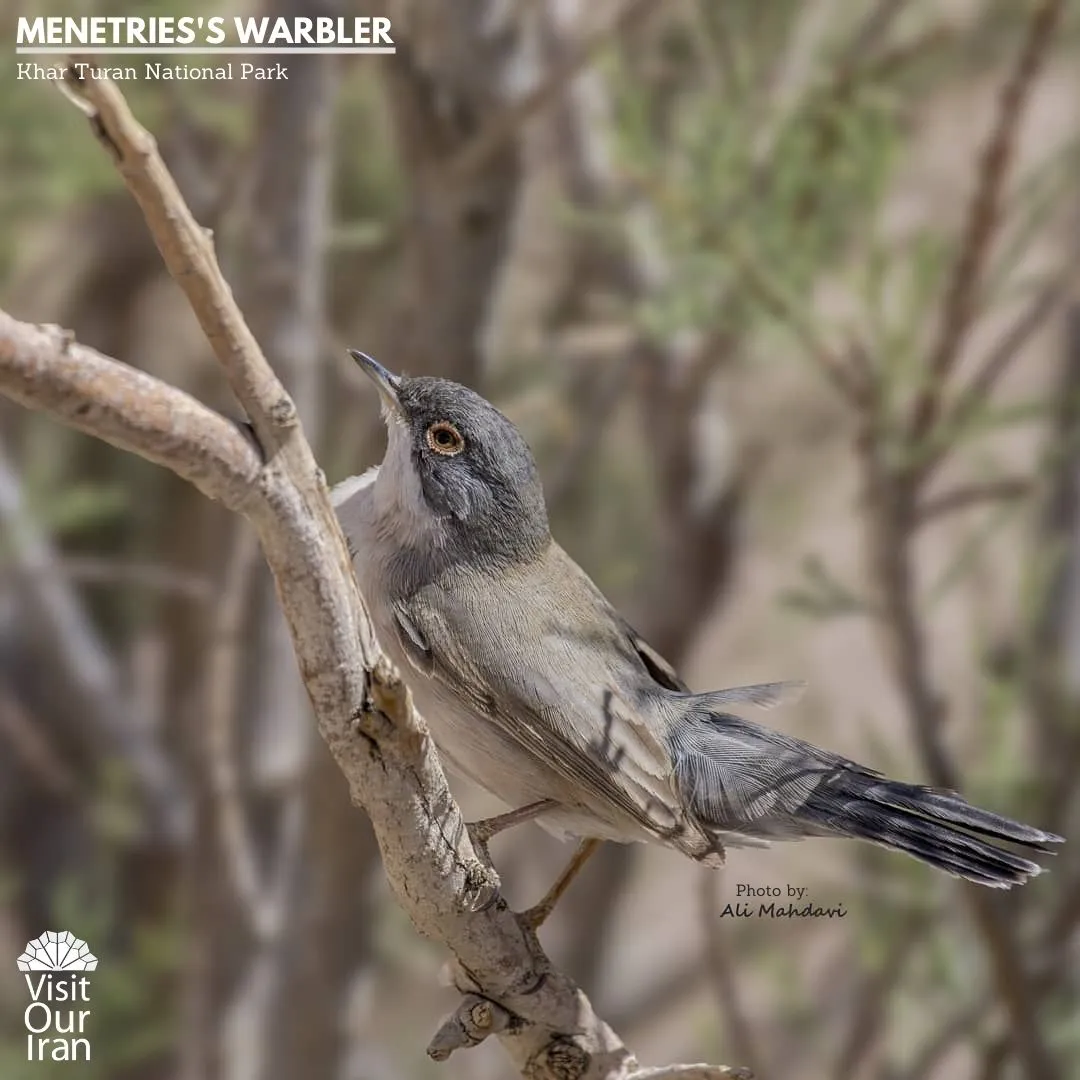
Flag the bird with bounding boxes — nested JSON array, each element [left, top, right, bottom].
[[333, 350, 1063, 923]]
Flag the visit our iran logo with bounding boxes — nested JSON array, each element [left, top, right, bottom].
[[17, 931, 96, 1063]]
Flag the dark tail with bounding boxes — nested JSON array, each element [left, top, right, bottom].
[[799, 770, 1063, 888], [669, 706, 1064, 888]]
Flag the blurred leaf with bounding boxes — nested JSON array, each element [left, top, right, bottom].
[[28, 483, 129, 537], [779, 553, 865, 619]]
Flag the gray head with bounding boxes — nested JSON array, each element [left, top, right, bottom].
[[350, 351, 550, 567]]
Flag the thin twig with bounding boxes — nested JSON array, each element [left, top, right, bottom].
[[0, 690, 80, 799], [917, 477, 1031, 524], [922, 255, 1080, 481], [205, 524, 267, 936], [0, 425, 195, 838], [448, 0, 657, 183], [62, 60, 296, 455], [700, 875, 768, 1077], [0, 555, 214, 601], [908, 0, 1064, 443], [628, 1067, 752, 1080], [547, 353, 635, 514]]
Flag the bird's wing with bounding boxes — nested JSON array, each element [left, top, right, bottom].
[[615, 618, 688, 692], [390, 554, 689, 839]]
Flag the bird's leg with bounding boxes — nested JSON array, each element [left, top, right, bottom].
[[523, 838, 602, 929], [467, 799, 559, 867]]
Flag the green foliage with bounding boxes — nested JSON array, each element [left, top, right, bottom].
[[334, 69, 404, 226], [595, 11, 1078, 1070], [606, 7, 910, 349], [779, 553, 864, 620], [0, 51, 118, 270], [26, 482, 130, 538]]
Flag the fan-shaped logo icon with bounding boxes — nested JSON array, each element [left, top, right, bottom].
[[16, 930, 98, 972]]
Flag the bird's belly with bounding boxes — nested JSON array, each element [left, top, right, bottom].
[[407, 669, 555, 802]]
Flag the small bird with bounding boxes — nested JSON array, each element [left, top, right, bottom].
[[335, 351, 1063, 920]]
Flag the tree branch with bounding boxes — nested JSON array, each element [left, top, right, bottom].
[[0, 314, 261, 510], [700, 875, 767, 1076], [447, 0, 656, 183], [0, 432, 191, 837], [628, 1067, 751, 1080], [0, 69, 749, 1080], [916, 477, 1031, 525], [63, 61, 296, 455], [0, 265, 636, 1080], [907, 0, 1064, 443], [862, 456, 1059, 1080], [205, 525, 266, 937]]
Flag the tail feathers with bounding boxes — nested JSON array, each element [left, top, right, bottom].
[[802, 773, 1063, 888], [668, 710, 1064, 889], [855, 779, 1063, 850]]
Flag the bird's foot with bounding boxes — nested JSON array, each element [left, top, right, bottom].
[[522, 837, 601, 929], [468, 799, 559, 847], [467, 799, 559, 869]]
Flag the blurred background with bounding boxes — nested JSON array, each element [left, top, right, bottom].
[[1, 0, 1079, 1077]]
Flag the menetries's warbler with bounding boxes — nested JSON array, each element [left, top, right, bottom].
[[334, 350, 1062, 919]]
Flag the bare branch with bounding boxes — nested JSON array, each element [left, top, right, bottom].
[[628, 1066, 752, 1080], [907, 0, 1064, 442], [922, 256, 1080, 482], [448, 0, 657, 183], [0, 423, 195, 838], [205, 524, 266, 936], [0, 689, 80, 800], [0, 69, 750, 1080], [0, 267, 639, 1080], [62, 61, 297, 454], [0, 314, 260, 508], [0, 555, 214, 602], [700, 876, 767, 1076], [917, 477, 1031, 525]]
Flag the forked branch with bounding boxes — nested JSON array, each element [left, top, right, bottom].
[[0, 66, 748, 1080]]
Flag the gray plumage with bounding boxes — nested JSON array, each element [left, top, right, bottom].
[[334, 352, 1063, 888]]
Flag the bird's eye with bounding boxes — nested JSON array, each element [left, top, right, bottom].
[[426, 421, 465, 456]]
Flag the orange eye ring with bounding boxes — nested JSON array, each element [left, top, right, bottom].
[[426, 421, 465, 456]]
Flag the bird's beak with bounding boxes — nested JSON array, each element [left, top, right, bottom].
[[348, 349, 404, 420]]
